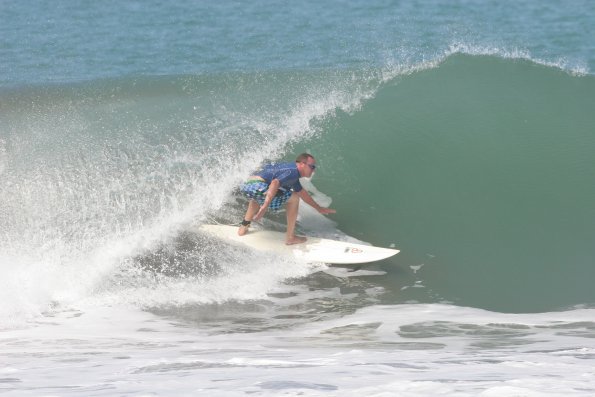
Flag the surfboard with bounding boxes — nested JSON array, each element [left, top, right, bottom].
[[197, 224, 399, 264]]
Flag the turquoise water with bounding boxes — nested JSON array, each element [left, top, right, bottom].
[[1, 1, 595, 395], [299, 54, 595, 312]]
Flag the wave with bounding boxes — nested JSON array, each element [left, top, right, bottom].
[[303, 53, 595, 312], [1, 52, 594, 327]]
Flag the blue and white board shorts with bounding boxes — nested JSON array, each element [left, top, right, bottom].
[[240, 181, 292, 211]]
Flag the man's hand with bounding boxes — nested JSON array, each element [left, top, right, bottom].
[[318, 207, 336, 215]]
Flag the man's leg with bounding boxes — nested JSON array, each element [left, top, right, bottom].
[[285, 193, 306, 245], [238, 200, 259, 236]]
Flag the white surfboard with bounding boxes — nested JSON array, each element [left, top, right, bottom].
[[197, 224, 399, 264]]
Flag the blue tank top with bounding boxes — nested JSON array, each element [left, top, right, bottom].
[[256, 162, 303, 192]]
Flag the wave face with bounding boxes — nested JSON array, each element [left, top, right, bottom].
[[295, 54, 595, 312]]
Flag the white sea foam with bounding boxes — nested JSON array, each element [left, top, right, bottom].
[[2, 303, 594, 396]]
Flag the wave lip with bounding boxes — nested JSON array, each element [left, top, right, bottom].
[[445, 42, 590, 76]]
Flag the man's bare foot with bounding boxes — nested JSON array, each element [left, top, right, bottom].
[[238, 224, 249, 236], [285, 235, 307, 245]]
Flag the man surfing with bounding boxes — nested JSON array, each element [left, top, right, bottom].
[[238, 153, 336, 245]]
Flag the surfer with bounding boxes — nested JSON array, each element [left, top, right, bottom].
[[238, 153, 336, 245]]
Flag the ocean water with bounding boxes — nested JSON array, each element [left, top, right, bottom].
[[1, 1, 595, 396]]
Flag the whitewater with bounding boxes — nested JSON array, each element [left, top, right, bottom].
[[2, 0, 595, 396]]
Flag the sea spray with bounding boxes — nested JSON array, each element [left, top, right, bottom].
[[0, 69, 388, 325]]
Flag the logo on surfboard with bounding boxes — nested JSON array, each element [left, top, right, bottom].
[[344, 247, 363, 254]]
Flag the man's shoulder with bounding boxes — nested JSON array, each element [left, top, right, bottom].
[[269, 162, 299, 184], [268, 162, 297, 172], [275, 161, 297, 168]]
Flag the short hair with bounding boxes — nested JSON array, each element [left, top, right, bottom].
[[295, 153, 314, 163]]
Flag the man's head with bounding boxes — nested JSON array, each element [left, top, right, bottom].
[[295, 153, 316, 178]]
